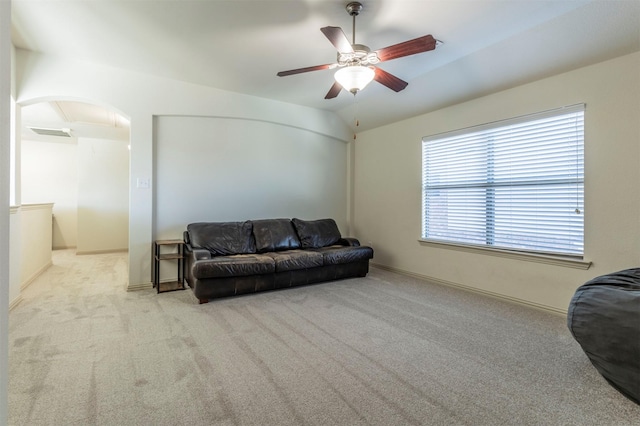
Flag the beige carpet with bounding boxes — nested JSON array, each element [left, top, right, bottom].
[[8, 249, 640, 425]]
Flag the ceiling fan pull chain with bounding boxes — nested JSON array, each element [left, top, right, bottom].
[[353, 92, 360, 137]]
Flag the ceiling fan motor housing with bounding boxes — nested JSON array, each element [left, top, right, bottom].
[[346, 2, 363, 16], [337, 43, 379, 66], [351, 44, 370, 54]]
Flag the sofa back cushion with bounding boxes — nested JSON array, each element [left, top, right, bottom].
[[292, 218, 341, 248], [187, 221, 256, 256], [252, 219, 301, 253]]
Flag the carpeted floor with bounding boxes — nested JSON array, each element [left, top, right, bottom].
[[8, 249, 640, 425]]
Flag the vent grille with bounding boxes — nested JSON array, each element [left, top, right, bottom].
[[28, 127, 72, 137]]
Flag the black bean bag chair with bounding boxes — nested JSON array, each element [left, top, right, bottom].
[[567, 268, 640, 404]]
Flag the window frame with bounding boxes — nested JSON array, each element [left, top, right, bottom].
[[420, 104, 590, 268]]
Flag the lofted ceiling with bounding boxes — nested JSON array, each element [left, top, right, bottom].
[[21, 101, 130, 141], [10, 0, 640, 132]]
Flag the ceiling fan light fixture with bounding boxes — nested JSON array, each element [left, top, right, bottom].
[[277, 1, 437, 99], [334, 65, 374, 94]]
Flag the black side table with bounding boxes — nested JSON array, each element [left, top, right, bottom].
[[153, 239, 185, 293]]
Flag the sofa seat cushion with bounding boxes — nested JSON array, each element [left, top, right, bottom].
[[252, 219, 301, 253], [314, 246, 374, 265], [187, 221, 256, 255], [192, 254, 275, 279], [266, 250, 324, 272], [292, 218, 342, 248]]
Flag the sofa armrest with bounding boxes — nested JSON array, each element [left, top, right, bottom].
[[190, 248, 212, 261], [338, 237, 361, 247], [184, 241, 212, 261]]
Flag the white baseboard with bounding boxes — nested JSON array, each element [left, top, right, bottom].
[[9, 294, 23, 311], [20, 260, 53, 291], [53, 245, 76, 250], [371, 263, 568, 316], [76, 248, 128, 255]]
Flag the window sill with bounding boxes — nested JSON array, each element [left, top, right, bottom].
[[418, 239, 592, 270]]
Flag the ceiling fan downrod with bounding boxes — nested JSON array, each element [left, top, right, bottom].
[[346, 1, 363, 45]]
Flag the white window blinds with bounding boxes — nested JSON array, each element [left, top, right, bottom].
[[422, 104, 585, 256]]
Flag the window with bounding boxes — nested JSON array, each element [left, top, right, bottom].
[[422, 104, 584, 256]]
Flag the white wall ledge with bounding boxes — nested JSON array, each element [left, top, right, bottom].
[[418, 239, 592, 270], [21, 203, 54, 208]]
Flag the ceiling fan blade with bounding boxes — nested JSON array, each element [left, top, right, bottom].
[[320, 26, 354, 53], [373, 67, 408, 92], [325, 82, 342, 99], [277, 64, 334, 77], [375, 34, 437, 62]]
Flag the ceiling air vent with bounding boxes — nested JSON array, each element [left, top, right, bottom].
[[28, 127, 72, 137]]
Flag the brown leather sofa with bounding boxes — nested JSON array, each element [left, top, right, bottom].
[[183, 218, 374, 304]]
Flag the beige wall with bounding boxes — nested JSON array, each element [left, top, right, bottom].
[[17, 204, 53, 290], [154, 116, 348, 281], [21, 138, 78, 249], [154, 116, 348, 235], [21, 136, 129, 253], [16, 49, 352, 289], [8, 207, 20, 308], [353, 52, 640, 313], [1, 2, 11, 420], [8, 203, 53, 309], [77, 138, 129, 254]]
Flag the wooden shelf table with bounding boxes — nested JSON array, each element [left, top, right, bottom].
[[153, 239, 185, 293]]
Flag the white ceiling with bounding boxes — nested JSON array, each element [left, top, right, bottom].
[[10, 0, 640, 132], [21, 101, 130, 141]]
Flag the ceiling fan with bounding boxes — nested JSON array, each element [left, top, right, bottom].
[[277, 1, 439, 99]]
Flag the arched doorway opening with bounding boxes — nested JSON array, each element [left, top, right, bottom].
[[19, 99, 130, 254]]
